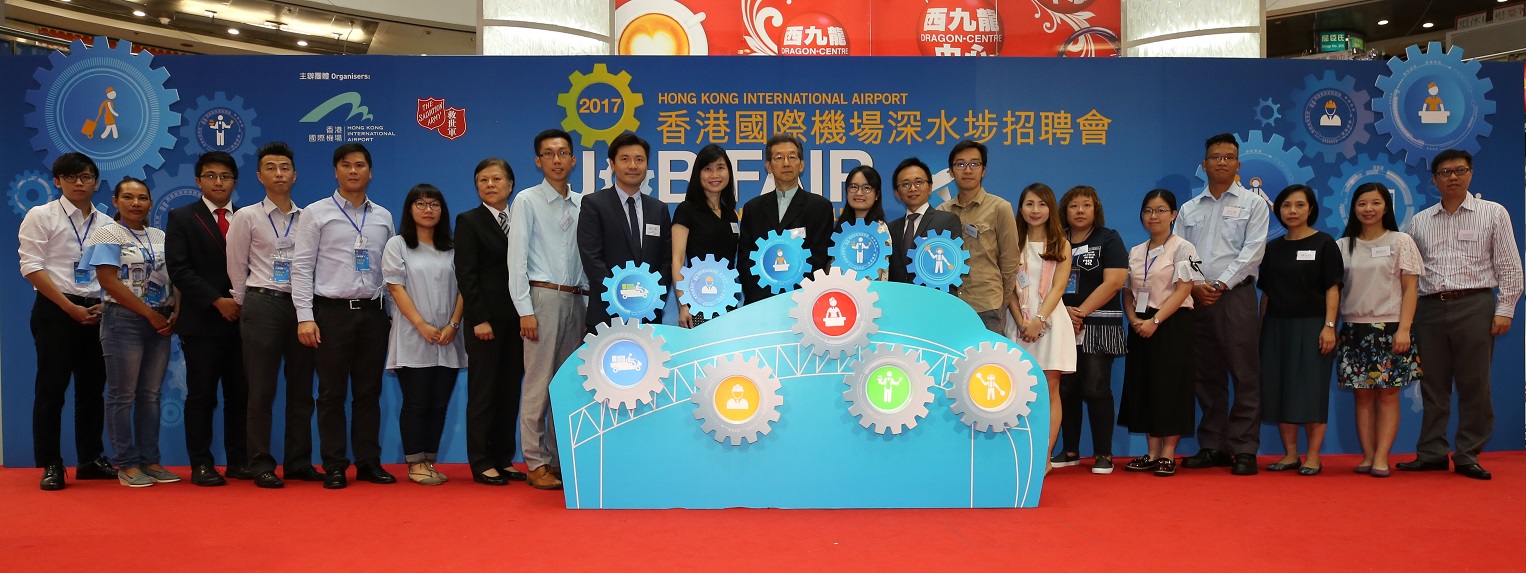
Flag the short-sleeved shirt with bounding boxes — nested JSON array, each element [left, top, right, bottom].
[[1337, 231, 1424, 324], [1063, 226, 1128, 325], [382, 236, 466, 369], [1257, 231, 1344, 318], [1128, 235, 1202, 311], [81, 224, 173, 307], [673, 201, 740, 268]]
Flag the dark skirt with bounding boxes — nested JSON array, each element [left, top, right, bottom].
[[1118, 307, 1196, 438], [1260, 316, 1335, 423], [1336, 322, 1421, 389]]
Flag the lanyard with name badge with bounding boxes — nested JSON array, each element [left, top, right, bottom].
[[122, 224, 165, 305], [65, 203, 96, 284], [332, 195, 371, 271], [1137, 245, 1163, 314], [269, 202, 297, 282]]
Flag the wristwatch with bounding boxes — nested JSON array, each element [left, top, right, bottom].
[[1324, 321, 1335, 328], [448, 321, 461, 329], [1152, 317, 1161, 325]]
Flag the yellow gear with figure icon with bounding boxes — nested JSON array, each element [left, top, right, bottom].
[[556, 64, 644, 147]]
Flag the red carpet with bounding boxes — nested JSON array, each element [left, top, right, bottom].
[[2, 452, 1522, 572]]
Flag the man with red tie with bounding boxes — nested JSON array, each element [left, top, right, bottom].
[[166, 150, 250, 486]]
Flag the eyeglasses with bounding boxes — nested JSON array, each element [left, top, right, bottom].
[[952, 161, 983, 171], [1435, 167, 1473, 178], [770, 154, 801, 164], [413, 201, 442, 211], [1206, 155, 1238, 164], [897, 179, 930, 191], [477, 176, 511, 186], [1141, 207, 1173, 216], [538, 150, 573, 159], [199, 173, 236, 182], [57, 174, 97, 184], [846, 184, 876, 195]]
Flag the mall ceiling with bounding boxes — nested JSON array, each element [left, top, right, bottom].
[[1267, 0, 1516, 57]]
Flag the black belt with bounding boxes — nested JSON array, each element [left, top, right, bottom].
[[62, 293, 102, 306], [314, 295, 384, 310], [1424, 288, 1489, 302], [105, 301, 174, 317], [246, 286, 292, 299]]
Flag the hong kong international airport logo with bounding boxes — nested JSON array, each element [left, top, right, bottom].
[[298, 91, 395, 143]]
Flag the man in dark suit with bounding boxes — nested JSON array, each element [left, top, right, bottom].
[[738, 134, 834, 304], [165, 150, 249, 486], [887, 157, 963, 285], [454, 157, 528, 486], [579, 132, 672, 327]]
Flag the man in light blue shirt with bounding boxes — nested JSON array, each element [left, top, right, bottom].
[[1174, 133, 1270, 476], [507, 128, 586, 491]]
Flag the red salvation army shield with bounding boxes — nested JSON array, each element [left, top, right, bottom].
[[437, 106, 467, 140], [416, 97, 445, 130], [811, 290, 858, 337]]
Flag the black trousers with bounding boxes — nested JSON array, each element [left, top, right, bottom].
[[396, 366, 458, 461], [1059, 352, 1116, 456], [182, 332, 247, 468], [312, 302, 388, 472], [464, 317, 524, 474], [241, 291, 316, 474], [30, 293, 106, 467]]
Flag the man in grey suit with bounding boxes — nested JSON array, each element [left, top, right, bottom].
[[578, 131, 672, 327], [887, 157, 962, 285]]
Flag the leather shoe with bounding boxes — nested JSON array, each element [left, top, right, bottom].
[[40, 464, 66, 491], [225, 465, 255, 480], [254, 471, 284, 489], [473, 471, 509, 486], [285, 466, 325, 482], [192, 464, 227, 486], [527, 465, 563, 490], [1231, 453, 1258, 475], [75, 457, 118, 480], [1454, 463, 1492, 480], [322, 469, 347, 489], [355, 463, 397, 484], [502, 466, 528, 481], [549, 466, 562, 480], [1396, 458, 1448, 472], [1182, 448, 1231, 469]]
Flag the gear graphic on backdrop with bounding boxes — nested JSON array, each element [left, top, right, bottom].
[[909, 230, 970, 291], [1373, 41, 1495, 166], [601, 261, 666, 322], [596, 163, 656, 196], [1253, 97, 1282, 127], [749, 229, 809, 294], [829, 219, 890, 280], [576, 319, 672, 411], [678, 254, 741, 319], [691, 354, 783, 445], [9, 170, 55, 214], [946, 341, 1040, 433], [146, 164, 238, 229], [177, 92, 262, 167], [1194, 130, 1313, 242], [789, 267, 881, 359], [556, 63, 645, 147], [843, 345, 934, 435], [1318, 152, 1427, 237], [1288, 70, 1373, 163], [24, 36, 181, 184]]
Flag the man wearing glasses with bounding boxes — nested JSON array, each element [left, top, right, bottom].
[[1398, 149, 1522, 480], [888, 157, 962, 285], [19, 152, 117, 490], [578, 131, 671, 327], [738, 133, 834, 304], [166, 150, 251, 486], [1175, 133, 1270, 476], [507, 129, 587, 490], [936, 140, 1020, 334]]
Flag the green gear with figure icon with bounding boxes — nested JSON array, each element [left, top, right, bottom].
[[556, 64, 644, 147]]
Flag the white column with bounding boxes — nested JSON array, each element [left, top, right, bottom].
[[1122, 0, 1265, 58], [478, 0, 612, 55]]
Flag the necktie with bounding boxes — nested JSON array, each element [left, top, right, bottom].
[[626, 196, 641, 247], [215, 208, 229, 237], [498, 211, 509, 236], [902, 212, 920, 254]]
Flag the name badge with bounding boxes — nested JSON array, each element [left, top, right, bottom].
[[1296, 250, 1316, 261], [1458, 230, 1480, 241], [1135, 292, 1149, 314], [1223, 206, 1243, 218], [73, 262, 91, 285], [1370, 245, 1392, 258], [559, 211, 575, 231], [1066, 270, 1078, 294], [789, 227, 805, 240], [272, 260, 292, 283], [1016, 270, 1031, 289], [354, 248, 371, 271], [144, 281, 166, 306], [963, 224, 978, 238], [275, 237, 295, 249], [353, 235, 368, 249], [730, 222, 740, 234], [645, 223, 660, 237]]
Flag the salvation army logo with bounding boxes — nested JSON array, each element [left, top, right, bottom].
[[416, 97, 468, 140], [193, 106, 246, 154]]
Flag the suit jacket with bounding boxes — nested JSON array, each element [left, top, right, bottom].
[[166, 200, 239, 337], [738, 188, 835, 304], [888, 208, 963, 284], [454, 205, 521, 327], [577, 187, 672, 327]]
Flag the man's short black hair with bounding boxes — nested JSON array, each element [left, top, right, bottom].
[[765, 134, 804, 159], [1204, 133, 1238, 158], [52, 152, 99, 179], [257, 141, 295, 168], [607, 132, 650, 163], [1430, 149, 1473, 174], [332, 143, 372, 168], [948, 140, 987, 169], [891, 157, 932, 190], [534, 129, 574, 155], [195, 151, 238, 180]]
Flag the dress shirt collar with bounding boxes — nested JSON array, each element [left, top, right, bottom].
[[775, 185, 799, 209], [203, 196, 232, 214], [616, 184, 642, 201], [533, 179, 580, 205], [330, 189, 372, 210], [262, 197, 300, 216], [483, 202, 507, 220], [57, 197, 93, 219], [1198, 181, 1248, 202], [907, 202, 931, 217], [951, 187, 988, 208]]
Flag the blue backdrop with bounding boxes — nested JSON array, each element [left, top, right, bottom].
[[2, 39, 1522, 467]]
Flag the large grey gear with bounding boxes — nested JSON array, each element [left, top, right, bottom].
[[946, 341, 1041, 433], [576, 319, 672, 411], [788, 267, 881, 359], [843, 345, 934, 435], [691, 354, 783, 445]]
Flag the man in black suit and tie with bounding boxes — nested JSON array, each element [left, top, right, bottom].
[[887, 157, 963, 285], [165, 150, 250, 486], [454, 157, 528, 486], [738, 134, 834, 304], [579, 132, 672, 327]]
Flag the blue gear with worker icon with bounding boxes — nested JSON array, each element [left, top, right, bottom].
[[1373, 41, 1495, 166], [1317, 152, 1428, 237], [691, 354, 784, 446], [177, 91, 262, 167], [946, 341, 1041, 433], [749, 230, 809, 294], [576, 319, 672, 411], [908, 230, 969, 292], [843, 345, 935, 435], [789, 268, 882, 360], [677, 254, 741, 319], [9, 171, 56, 214], [24, 36, 181, 184], [1287, 70, 1373, 163], [601, 261, 666, 323], [1253, 97, 1282, 127], [829, 220, 890, 280]]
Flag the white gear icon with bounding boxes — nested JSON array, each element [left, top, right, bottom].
[[576, 319, 672, 411], [788, 267, 881, 359], [843, 345, 934, 435], [691, 354, 783, 445], [946, 341, 1041, 433]]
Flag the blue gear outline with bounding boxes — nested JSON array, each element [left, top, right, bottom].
[[600, 261, 666, 323], [176, 91, 262, 167], [24, 36, 181, 184], [1253, 97, 1281, 127], [829, 219, 890, 279], [677, 254, 741, 319], [1287, 70, 1373, 162], [909, 230, 970, 292], [1373, 41, 1496, 166], [1318, 152, 1428, 237], [749, 230, 809, 294], [9, 170, 56, 214], [1193, 130, 1315, 192]]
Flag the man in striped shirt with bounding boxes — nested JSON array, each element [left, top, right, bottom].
[[1398, 149, 1522, 480]]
